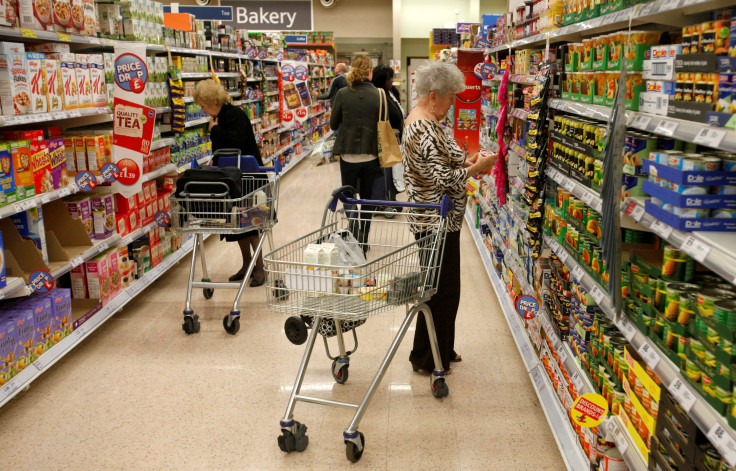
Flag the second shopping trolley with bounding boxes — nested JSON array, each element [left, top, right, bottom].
[[171, 151, 280, 335], [264, 186, 454, 462]]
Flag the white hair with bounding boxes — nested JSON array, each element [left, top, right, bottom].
[[414, 61, 466, 98]]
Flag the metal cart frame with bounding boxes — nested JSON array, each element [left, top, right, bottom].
[[170, 152, 281, 334], [263, 186, 454, 462]]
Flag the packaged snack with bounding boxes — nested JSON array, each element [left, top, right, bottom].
[[85, 253, 108, 303], [47, 138, 67, 188], [10, 140, 34, 200], [43, 288, 72, 341], [72, 135, 85, 172], [0, 318, 18, 384], [107, 249, 119, 299], [74, 54, 91, 108], [25, 52, 47, 113], [44, 58, 63, 112], [11, 206, 47, 263], [0, 53, 30, 115], [91, 192, 114, 239], [18, 0, 54, 31], [81, 0, 94, 35], [7, 308, 34, 370], [68, 0, 82, 34], [85, 134, 105, 174], [30, 141, 52, 193], [0, 143, 15, 206], [52, 52, 78, 109], [22, 296, 53, 355], [70, 264, 85, 298], [0, 42, 23, 55]]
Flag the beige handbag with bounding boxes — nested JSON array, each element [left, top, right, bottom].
[[377, 88, 401, 168]]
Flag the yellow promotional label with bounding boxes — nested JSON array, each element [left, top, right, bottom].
[[56, 33, 71, 42], [20, 29, 37, 38], [571, 393, 608, 428]]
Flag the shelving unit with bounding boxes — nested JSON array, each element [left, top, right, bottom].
[[0, 106, 111, 127]]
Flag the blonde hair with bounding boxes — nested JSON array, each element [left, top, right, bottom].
[[346, 55, 372, 89], [193, 79, 231, 107]]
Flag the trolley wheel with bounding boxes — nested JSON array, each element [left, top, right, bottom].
[[384, 207, 398, 219], [202, 278, 214, 299], [223, 314, 240, 335], [332, 359, 349, 384], [273, 279, 289, 300], [284, 316, 308, 345], [345, 432, 365, 463], [278, 421, 309, 453], [182, 314, 200, 335], [431, 377, 449, 398]]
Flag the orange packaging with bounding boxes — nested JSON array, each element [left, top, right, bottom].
[[84, 135, 105, 175], [10, 140, 35, 200], [30, 142, 52, 193]]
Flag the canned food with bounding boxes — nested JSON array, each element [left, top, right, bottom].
[[696, 274, 724, 285], [703, 371, 716, 396], [655, 279, 668, 312], [699, 289, 736, 318], [714, 299, 736, 329], [666, 282, 699, 320], [705, 348, 718, 368], [679, 293, 698, 325], [678, 335, 689, 357], [700, 156, 722, 170], [722, 157, 736, 172], [704, 446, 722, 470], [662, 246, 695, 282], [717, 385, 733, 405], [690, 338, 706, 359], [713, 209, 736, 219]]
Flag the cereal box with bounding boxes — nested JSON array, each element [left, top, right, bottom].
[[91, 192, 114, 239], [28, 42, 69, 54], [84, 134, 105, 174], [0, 318, 18, 385], [11, 140, 35, 200], [85, 253, 110, 305], [30, 141, 52, 194], [51, 0, 71, 32], [62, 136, 75, 173], [22, 296, 53, 354], [128, 208, 139, 231], [7, 307, 34, 371], [74, 54, 91, 108], [18, 0, 54, 31], [3, 0, 18, 27], [107, 249, 119, 299], [0, 53, 30, 115], [87, 54, 106, 107], [25, 52, 47, 114], [114, 192, 136, 213], [72, 135, 86, 172], [0, 42, 23, 54], [0, 231, 6, 289], [44, 288, 71, 341], [47, 138, 67, 189], [70, 264, 86, 298], [115, 213, 129, 236], [45, 58, 63, 112], [11, 206, 48, 263], [81, 0, 94, 35], [57, 53, 78, 109], [0, 143, 16, 207], [68, 0, 82, 34]]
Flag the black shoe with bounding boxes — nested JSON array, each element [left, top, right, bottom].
[[229, 271, 246, 282], [250, 278, 265, 287]]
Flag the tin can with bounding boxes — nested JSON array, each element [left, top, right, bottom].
[[666, 282, 699, 320], [714, 299, 736, 330], [701, 156, 723, 170], [679, 293, 698, 325], [690, 338, 706, 359], [704, 446, 723, 470], [696, 274, 724, 285], [715, 186, 736, 195], [678, 335, 689, 357], [699, 289, 736, 318], [705, 348, 718, 368], [722, 157, 736, 171], [654, 279, 668, 312], [662, 246, 694, 282], [685, 358, 702, 381]]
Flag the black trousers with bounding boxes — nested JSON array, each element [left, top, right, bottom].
[[339, 158, 382, 245], [409, 230, 461, 371]]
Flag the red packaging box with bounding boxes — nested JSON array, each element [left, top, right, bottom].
[[150, 240, 162, 267], [128, 209, 139, 232], [149, 181, 157, 201], [114, 193, 137, 213], [115, 213, 129, 236]]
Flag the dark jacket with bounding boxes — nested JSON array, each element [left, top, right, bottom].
[[317, 73, 348, 104], [330, 81, 403, 156], [210, 103, 263, 166]]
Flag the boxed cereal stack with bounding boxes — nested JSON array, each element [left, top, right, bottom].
[[0, 52, 30, 115], [25, 52, 47, 114]]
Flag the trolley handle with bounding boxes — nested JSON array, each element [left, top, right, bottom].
[[213, 148, 281, 174], [328, 186, 455, 218]]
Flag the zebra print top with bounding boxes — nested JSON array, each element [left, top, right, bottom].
[[401, 119, 468, 233]]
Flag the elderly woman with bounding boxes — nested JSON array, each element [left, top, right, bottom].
[[402, 62, 497, 374], [194, 79, 265, 285]]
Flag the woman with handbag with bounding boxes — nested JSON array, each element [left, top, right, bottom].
[[330, 56, 403, 250]]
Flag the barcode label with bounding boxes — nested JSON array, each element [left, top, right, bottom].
[[707, 424, 736, 467], [590, 286, 605, 305], [637, 341, 661, 368], [630, 115, 652, 130], [681, 235, 711, 263], [654, 120, 679, 137], [669, 378, 697, 413], [618, 317, 637, 341], [573, 266, 585, 281], [652, 219, 673, 239], [557, 249, 568, 263], [652, 62, 668, 75]]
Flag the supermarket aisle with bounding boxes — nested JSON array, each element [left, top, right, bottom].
[[0, 159, 565, 470]]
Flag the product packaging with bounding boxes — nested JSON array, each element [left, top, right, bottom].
[[44, 58, 63, 112], [25, 52, 47, 114], [0, 53, 30, 115], [0, 143, 16, 207], [74, 54, 91, 108], [10, 140, 35, 200], [11, 206, 48, 263], [91, 192, 114, 239], [18, 0, 55, 31]]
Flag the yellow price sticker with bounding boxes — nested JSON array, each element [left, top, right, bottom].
[[56, 33, 71, 42], [571, 393, 608, 428], [20, 29, 37, 38]]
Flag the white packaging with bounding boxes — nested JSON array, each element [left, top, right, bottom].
[[44, 58, 63, 111], [304, 244, 321, 267], [0, 53, 30, 115], [0, 42, 24, 54], [87, 53, 106, 107], [68, 0, 82, 33], [51, 0, 71, 32], [81, 0, 94, 35], [19, 0, 54, 31], [74, 53, 91, 107], [56, 52, 78, 109], [25, 52, 47, 113]]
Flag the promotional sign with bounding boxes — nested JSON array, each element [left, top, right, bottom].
[[571, 393, 609, 427], [163, 6, 233, 21], [279, 60, 311, 129], [515, 295, 539, 320], [101, 163, 120, 183], [75, 171, 97, 192], [29, 270, 54, 294], [456, 22, 480, 34], [112, 43, 149, 198], [221, 0, 312, 31], [155, 211, 171, 227], [454, 49, 483, 156]]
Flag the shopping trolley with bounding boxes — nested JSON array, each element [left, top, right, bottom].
[[264, 186, 454, 462], [171, 150, 280, 335]]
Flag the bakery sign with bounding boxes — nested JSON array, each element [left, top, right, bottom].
[[221, 0, 313, 30]]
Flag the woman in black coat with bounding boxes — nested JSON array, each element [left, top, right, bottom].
[[194, 79, 265, 285]]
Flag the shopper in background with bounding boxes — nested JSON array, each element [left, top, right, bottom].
[[194, 79, 266, 286], [330, 55, 403, 250], [313, 62, 348, 104], [402, 62, 497, 374], [370, 64, 404, 217]]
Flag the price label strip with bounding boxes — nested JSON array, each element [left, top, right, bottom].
[[590, 285, 606, 305], [625, 202, 645, 222], [558, 347, 568, 364], [668, 377, 697, 413], [630, 115, 652, 130], [637, 340, 661, 369], [654, 119, 679, 137], [694, 127, 727, 148], [571, 371, 586, 392], [573, 265, 586, 281], [707, 424, 736, 468], [618, 317, 637, 342], [70, 256, 84, 268], [661, 0, 681, 11], [581, 191, 595, 206], [681, 235, 711, 263], [651, 219, 674, 239], [612, 421, 630, 454], [557, 249, 569, 263]]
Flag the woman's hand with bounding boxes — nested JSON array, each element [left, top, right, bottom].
[[466, 151, 497, 176], [208, 117, 218, 131], [464, 152, 479, 167]]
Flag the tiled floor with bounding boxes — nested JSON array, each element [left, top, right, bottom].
[[0, 159, 566, 470]]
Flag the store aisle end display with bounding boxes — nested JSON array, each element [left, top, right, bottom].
[[463, 0, 736, 469], [0, 14, 336, 406]]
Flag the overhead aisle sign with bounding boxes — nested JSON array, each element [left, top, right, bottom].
[[221, 0, 313, 30]]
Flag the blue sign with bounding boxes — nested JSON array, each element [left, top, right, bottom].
[[258, 50, 268, 60], [101, 163, 120, 183], [247, 48, 258, 59], [281, 64, 295, 82], [255, 132, 263, 143], [481, 62, 497, 79], [114, 53, 148, 94], [155, 211, 171, 227], [29, 270, 54, 294], [482, 14, 503, 35], [75, 171, 97, 192], [163, 6, 233, 20], [276, 52, 285, 61], [475, 38, 490, 49], [294, 65, 308, 81], [516, 295, 539, 320], [284, 35, 307, 44]]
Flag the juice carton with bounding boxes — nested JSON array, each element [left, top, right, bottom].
[[0, 53, 30, 115], [0, 143, 16, 207], [74, 54, 91, 108], [85, 253, 109, 305], [18, 0, 54, 30], [11, 206, 48, 263], [6, 307, 35, 370], [70, 264, 86, 298], [107, 249, 119, 299], [10, 140, 35, 200], [47, 138, 67, 189], [0, 318, 18, 385], [30, 142, 52, 194], [91, 192, 114, 239], [44, 58, 63, 112], [25, 52, 47, 114], [45, 288, 71, 341], [72, 135, 86, 172], [65, 195, 92, 237], [87, 54, 106, 107]]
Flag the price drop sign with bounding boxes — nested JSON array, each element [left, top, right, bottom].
[[75, 171, 97, 192], [155, 211, 171, 227], [571, 393, 609, 428], [515, 294, 539, 320], [29, 270, 54, 294], [101, 163, 120, 183]]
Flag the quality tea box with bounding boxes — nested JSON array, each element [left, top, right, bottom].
[[0, 53, 30, 115]]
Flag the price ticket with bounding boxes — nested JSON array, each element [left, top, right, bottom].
[[573, 265, 585, 281], [590, 285, 606, 305], [654, 120, 679, 137], [618, 317, 637, 341], [694, 127, 726, 148], [681, 235, 711, 263], [668, 377, 697, 413], [637, 340, 661, 369], [651, 219, 674, 239], [707, 424, 736, 468]]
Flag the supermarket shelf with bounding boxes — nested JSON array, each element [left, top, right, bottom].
[[180, 72, 210, 79], [546, 167, 603, 212], [308, 110, 326, 119], [511, 176, 525, 191], [0, 278, 29, 301], [264, 138, 304, 164], [242, 97, 263, 103], [260, 124, 279, 133], [183, 97, 194, 103], [544, 233, 736, 468], [510, 74, 536, 85], [0, 234, 200, 408], [465, 211, 590, 471], [229, 91, 241, 98], [264, 91, 279, 97], [481, 106, 502, 118], [489, 0, 735, 52], [216, 72, 240, 78], [154, 106, 171, 114], [0, 106, 110, 128], [623, 197, 736, 286], [605, 416, 649, 471], [266, 105, 280, 112], [510, 108, 530, 120], [549, 98, 736, 153], [246, 77, 261, 82], [184, 117, 210, 128], [250, 118, 262, 125], [151, 138, 175, 151], [265, 76, 279, 81], [279, 148, 309, 177]]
